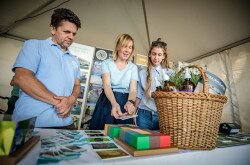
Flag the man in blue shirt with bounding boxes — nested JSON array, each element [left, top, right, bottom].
[[12, 8, 81, 129]]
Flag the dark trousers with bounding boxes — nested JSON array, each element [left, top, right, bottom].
[[5, 96, 19, 115], [89, 91, 133, 130]]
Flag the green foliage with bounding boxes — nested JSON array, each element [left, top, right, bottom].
[[169, 68, 201, 90], [170, 73, 184, 90], [190, 72, 201, 86]]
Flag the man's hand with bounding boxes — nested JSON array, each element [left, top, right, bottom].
[[54, 95, 76, 117]]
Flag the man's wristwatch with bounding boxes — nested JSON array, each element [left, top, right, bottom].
[[128, 100, 135, 106]]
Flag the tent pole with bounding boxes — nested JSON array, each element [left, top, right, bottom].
[[186, 37, 250, 63], [142, 0, 151, 48]]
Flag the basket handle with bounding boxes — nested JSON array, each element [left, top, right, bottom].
[[178, 65, 209, 94]]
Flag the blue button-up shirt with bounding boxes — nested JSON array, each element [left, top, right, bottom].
[[137, 66, 163, 111], [12, 38, 80, 127], [137, 66, 174, 112]]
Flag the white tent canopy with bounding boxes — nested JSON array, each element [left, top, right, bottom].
[[0, 0, 249, 62]]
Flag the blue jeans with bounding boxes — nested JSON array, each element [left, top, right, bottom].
[[137, 108, 159, 130]]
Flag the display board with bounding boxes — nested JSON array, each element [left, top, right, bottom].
[[68, 43, 95, 129], [81, 48, 113, 129], [134, 54, 148, 66], [134, 54, 147, 71]]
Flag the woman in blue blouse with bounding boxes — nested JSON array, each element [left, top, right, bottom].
[[89, 34, 138, 130], [135, 38, 171, 130]]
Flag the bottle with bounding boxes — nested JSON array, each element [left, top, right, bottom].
[[181, 68, 195, 92], [162, 69, 177, 92], [154, 77, 162, 91]]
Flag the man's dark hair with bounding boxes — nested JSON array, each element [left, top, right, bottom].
[[50, 8, 81, 28]]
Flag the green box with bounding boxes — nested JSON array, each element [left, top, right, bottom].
[[107, 126, 121, 139], [130, 134, 150, 150]]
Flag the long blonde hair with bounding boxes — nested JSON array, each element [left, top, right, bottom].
[[112, 34, 135, 61], [145, 38, 169, 100]]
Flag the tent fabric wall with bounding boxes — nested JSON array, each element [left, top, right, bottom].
[[192, 42, 250, 132], [0, 38, 22, 111]]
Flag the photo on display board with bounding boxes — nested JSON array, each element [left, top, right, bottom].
[[78, 85, 85, 99], [94, 48, 113, 61], [72, 116, 80, 128], [87, 84, 103, 104], [77, 57, 90, 70], [79, 69, 88, 84], [134, 54, 148, 66], [81, 113, 92, 125], [82, 104, 95, 124], [85, 104, 95, 116], [71, 101, 82, 115], [90, 75, 102, 85], [91, 61, 103, 76], [81, 104, 96, 130], [134, 54, 147, 71]]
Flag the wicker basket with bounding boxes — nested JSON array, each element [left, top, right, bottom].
[[152, 65, 227, 150]]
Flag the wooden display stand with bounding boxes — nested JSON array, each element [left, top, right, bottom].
[[114, 138, 178, 157], [0, 136, 40, 165]]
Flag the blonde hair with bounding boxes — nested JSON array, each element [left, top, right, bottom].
[[112, 34, 135, 61], [145, 38, 169, 100]]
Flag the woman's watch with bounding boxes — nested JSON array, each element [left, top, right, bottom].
[[128, 100, 135, 106]]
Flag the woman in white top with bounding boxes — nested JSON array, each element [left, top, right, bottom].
[[89, 34, 138, 130], [135, 38, 170, 130]]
